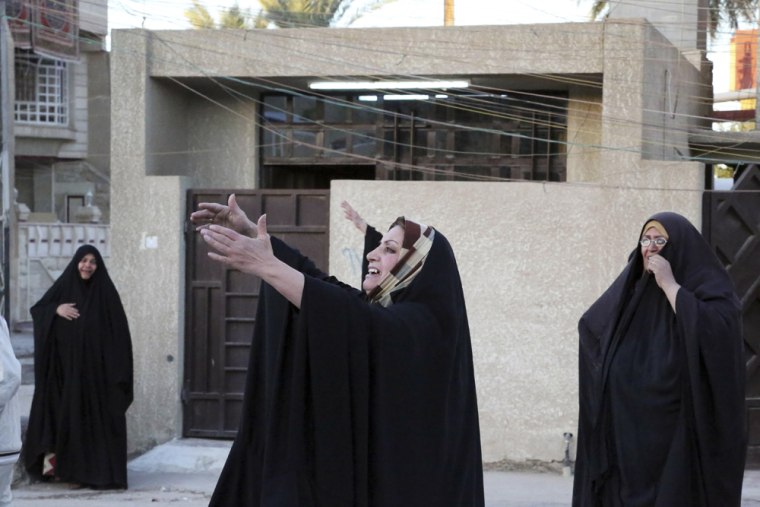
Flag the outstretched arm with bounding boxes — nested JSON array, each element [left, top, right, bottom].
[[200, 215, 305, 308], [341, 201, 385, 284], [341, 200, 368, 234], [191, 193, 256, 237]]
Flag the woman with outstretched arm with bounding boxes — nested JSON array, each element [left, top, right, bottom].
[[191, 195, 484, 507]]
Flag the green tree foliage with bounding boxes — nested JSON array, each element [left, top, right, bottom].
[[257, 0, 352, 28], [186, 0, 395, 30], [185, 0, 216, 29], [714, 163, 736, 178], [257, 0, 396, 28], [185, 1, 252, 29], [590, 0, 757, 36], [219, 4, 251, 29]]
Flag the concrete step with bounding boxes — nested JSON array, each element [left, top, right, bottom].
[[11, 330, 34, 358], [19, 357, 34, 385]]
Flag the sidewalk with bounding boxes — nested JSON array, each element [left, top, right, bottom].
[[12, 439, 228, 507], [10, 437, 760, 506], [11, 438, 578, 506], [9, 329, 760, 506]]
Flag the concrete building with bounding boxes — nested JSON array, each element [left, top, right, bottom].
[[6, 0, 112, 324], [109, 18, 718, 467]]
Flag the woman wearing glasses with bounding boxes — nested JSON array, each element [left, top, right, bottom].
[[573, 212, 745, 507]]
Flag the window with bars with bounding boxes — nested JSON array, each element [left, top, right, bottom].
[[14, 51, 69, 126]]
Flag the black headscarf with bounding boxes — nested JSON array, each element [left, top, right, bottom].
[[209, 224, 484, 506], [24, 245, 133, 488], [573, 212, 745, 506]]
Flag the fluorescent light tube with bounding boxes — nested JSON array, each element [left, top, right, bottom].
[[383, 94, 430, 101], [309, 80, 469, 91]]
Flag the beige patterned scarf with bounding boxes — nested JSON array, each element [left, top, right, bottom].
[[368, 218, 435, 307]]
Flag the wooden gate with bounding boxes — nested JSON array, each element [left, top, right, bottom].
[[183, 189, 329, 438], [702, 165, 760, 466]]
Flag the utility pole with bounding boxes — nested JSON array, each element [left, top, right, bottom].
[[444, 0, 454, 26]]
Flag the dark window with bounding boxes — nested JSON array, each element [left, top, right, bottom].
[[260, 91, 567, 185], [292, 96, 319, 123]]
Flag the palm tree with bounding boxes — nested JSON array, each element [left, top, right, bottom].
[[258, 0, 344, 27], [590, 0, 757, 36], [185, 0, 395, 30], [185, 1, 255, 29], [220, 4, 251, 29], [185, 0, 216, 29]]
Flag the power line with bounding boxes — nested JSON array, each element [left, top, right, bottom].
[[5, 2, 753, 190]]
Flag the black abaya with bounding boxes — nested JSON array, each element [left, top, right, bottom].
[[209, 228, 484, 506], [24, 245, 133, 488], [573, 212, 745, 507]]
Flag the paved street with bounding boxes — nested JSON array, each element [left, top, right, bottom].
[[10, 436, 578, 506], [9, 331, 760, 506], [8, 436, 760, 506]]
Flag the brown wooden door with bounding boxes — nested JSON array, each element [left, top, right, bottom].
[[183, 189, 329, 438], [703, 165, 760, 466]]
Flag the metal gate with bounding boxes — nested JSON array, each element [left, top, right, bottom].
[[183, 189, 329, 438], [702, 165, 760, 466]]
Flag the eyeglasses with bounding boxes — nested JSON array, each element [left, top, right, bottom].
[[639, 237, 667, 248]]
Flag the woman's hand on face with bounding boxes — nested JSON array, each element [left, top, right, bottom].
[[56, 303, 79, 321], [341, 200, 367, 234], [200, 215, 274, 276], [647, 254, 675, 286], [647, 255, 675, 287], [191, 194, 255, 237], [647, 254, 681, 312]]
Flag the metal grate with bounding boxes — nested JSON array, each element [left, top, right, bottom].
[[14, 51, 69, 126]]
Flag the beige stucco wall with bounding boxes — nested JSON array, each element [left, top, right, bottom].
[[138, 24, 603, 78], [109, 21, 708, 462], [328, 174, 701, 465]]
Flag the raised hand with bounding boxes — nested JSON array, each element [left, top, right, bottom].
[[191, 194, 255, 237], [341, 200, 367, 234], [200, 215, 305, 307], [199, 215, 274, 276]]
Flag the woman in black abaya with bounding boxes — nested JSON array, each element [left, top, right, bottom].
[[192, 195, 484, 507], [24, 245, 133, 489], [573, 212, 745, 506]]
